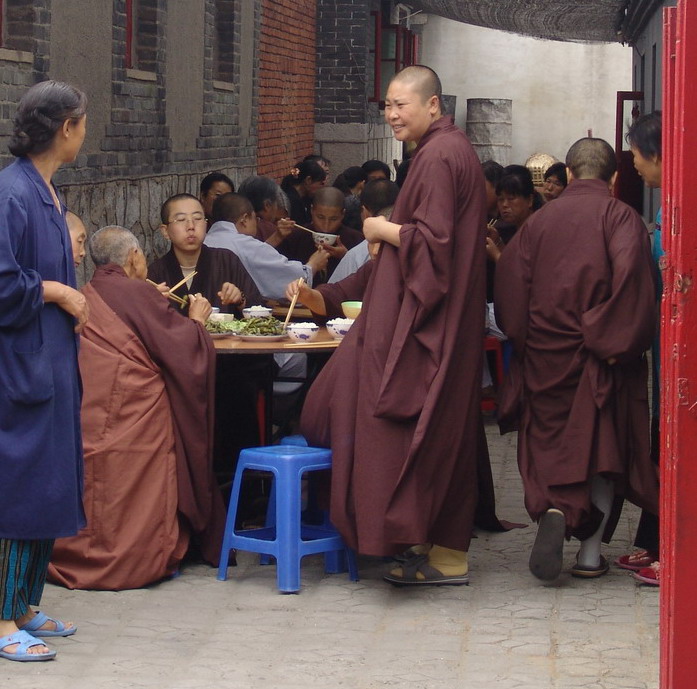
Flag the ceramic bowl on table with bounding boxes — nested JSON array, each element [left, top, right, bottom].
[[285, 322, 320, 342], [208, 312, 235, 323], [341, 301, 362, 319], [243, 306, 272, 319], [326, 318, 354, 340], [311, 231, 338, 246]]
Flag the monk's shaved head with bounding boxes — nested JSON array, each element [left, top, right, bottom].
[[390, 65, 443, 109], [90, 225, 140, 267], [565, 138, 617, 182], [312, 186, 345, 209], [212, 192, 253, 224]]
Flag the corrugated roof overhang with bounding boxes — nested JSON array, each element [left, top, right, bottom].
[[409, 0, 663, 44]]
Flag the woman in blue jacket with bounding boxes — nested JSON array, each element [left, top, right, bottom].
[[0, 80, 88, 662]]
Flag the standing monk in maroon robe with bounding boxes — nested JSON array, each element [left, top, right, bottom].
[[299, 66, 487, 585], [495, 138, 658, 582]]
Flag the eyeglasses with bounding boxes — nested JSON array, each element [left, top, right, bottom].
[[167, 213, 206, 227], [544, 178, 564, 188]]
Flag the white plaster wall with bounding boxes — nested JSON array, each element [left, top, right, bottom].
[[419, 16, 633, 164]]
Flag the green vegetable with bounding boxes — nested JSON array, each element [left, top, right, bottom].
[[236, 316, 284, 335], [205, 316, 283, 336]]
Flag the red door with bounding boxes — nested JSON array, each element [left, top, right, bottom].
[[660, 2, 697, 687]]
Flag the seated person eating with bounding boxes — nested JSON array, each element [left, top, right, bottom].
[[148, 193, 262, 315], [49, 226, 225, 590]]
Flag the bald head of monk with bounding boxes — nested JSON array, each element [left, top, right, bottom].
[[385, 65, 443, 144], [565, 138, 618, 189], [311, 186, 345, 234], [211, 192, 258, 237], [90, 225, 147, 280]]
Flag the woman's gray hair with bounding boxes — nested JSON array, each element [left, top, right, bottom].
[[9, 80, 87, 157], [89, 226, 140, 267]]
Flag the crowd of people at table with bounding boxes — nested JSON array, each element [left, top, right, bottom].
[[0, 68, 663, 662]]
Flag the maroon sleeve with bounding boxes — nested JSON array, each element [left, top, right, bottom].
[[581, 203, 657, 362], [316, 261, 373, 318]]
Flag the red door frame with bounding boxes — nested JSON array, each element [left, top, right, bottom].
[[660, 2, 697, 687]]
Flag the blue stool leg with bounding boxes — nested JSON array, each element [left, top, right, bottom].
[[274, 462, 303, 593], [259, 480, 276, 565], [324, 549, 347, 574], [346, 548, 359, 582], [218, 463, 246, 581]]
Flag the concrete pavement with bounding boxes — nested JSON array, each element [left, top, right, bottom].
[[2, 423, 659, 688]]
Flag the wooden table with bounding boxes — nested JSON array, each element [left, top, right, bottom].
[[213, 327, 340, 442], [212, 327, 340, 354]]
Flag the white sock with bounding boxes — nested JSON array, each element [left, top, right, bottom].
[[577, 475, 614, 567]]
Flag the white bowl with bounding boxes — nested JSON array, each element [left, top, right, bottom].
[[286, 322, 320, 342], [243, 306, 272, 319], [209, 312, 235, 323], [312, 231, 338, 246], [326, 318, 354, 340]]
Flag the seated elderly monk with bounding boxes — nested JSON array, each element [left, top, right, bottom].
[[237, 174, 296, 246], [148, 193, 263, 314], [48, 226, 226, 590], [277, 186, 364, 284]]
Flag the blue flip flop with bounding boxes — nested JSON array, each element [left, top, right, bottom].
[[0, 630, 56, 662], [20, 611, 77, 638]]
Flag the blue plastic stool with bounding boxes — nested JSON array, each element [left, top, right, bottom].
[[217, 444, 359, 593]]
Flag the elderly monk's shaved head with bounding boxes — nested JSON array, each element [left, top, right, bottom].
[[90, 225, 140, 267], [565, 138, 617, 182], [390, 65, 443, 108], [312, 186, 345, 209]]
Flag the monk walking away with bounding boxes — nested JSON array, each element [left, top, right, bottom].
[[495, 138, 659, 582], [299, 65, 487, 586]]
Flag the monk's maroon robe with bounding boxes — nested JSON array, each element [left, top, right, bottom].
[[148, 244, 264, 315], [315, 261, 511, 533], [300, 116, 487, 555], [494, 179, 658, 536], [58, 265, 225, 576]]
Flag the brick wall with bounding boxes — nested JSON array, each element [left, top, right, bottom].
[[315, 0, 371, 125], [256, 0, 316, 181]]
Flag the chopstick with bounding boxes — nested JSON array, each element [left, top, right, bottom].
[[146, 279, 187, 305], [283, 278, 304, 330], [169, 271, 197, 294], [293, 223, 316, 235], [281, 340, 338, 348]]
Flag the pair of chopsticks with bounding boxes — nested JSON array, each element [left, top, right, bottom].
[[293, 223, 315, 235], [146, 273, 196, 307], [283, 278, 304, 329], [169, 271, 197, 293]]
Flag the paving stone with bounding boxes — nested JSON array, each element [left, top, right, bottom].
[[0, 422, 659, 689]]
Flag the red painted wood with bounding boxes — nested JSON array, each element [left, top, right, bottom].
[[661, 3, 697, 687]]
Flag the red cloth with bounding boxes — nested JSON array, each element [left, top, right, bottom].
[[300, 116, 487, 555], [494, 179, 659, 535]]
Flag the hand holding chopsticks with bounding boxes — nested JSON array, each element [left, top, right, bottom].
[[146, 278, 187, 306], [283, 278, 304, 330]]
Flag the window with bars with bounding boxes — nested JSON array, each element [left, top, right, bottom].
[[125, 0, 158, 73], [1, 0, 36, 52], [369, 10, 418, 107], [214, 0, 235, 84]]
